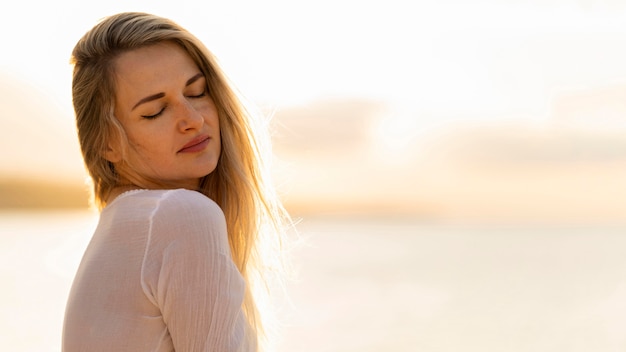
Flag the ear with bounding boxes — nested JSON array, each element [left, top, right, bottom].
[[103, 143, 122, 163]]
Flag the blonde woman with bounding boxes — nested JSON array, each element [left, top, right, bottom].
[[62, 12, 289, 352]]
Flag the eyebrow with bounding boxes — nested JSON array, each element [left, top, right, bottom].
[[131, 73, 205, 111], [185, 73, 204, 87]]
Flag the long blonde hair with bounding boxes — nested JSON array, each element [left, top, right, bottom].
[[71, 12, 289, 350]]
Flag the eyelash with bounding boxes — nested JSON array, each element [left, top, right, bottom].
[[142, 107, 165, 120], [189, 90, 207, 98], [141, 90, 207, 120]]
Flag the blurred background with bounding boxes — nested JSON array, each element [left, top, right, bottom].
[[2, 0, 626, 351]]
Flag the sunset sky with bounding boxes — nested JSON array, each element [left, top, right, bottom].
[[3, 1, 626, 116], [3, 1, 626, 220], [6, 4, 626, 351]]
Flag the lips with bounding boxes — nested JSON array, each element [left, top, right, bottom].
[[178, 135, 210, 153]]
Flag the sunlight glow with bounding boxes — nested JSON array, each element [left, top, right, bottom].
[[3, 0, 626, 220], [375, 112, 422, 156]]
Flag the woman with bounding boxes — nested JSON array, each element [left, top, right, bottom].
[[62, 12, 289, 352]]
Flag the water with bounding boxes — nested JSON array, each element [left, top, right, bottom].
[[1, 211, 626, 351]]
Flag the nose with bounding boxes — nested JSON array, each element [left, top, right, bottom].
[[176, 99, 204, 132]]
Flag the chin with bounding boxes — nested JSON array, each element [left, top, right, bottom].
[[204, 159, 220, 176]]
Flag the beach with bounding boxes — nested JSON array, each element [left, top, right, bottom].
[[1, 210, 626, 351]]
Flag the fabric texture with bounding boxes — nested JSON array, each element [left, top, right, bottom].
[[62, 189, 254, 352]]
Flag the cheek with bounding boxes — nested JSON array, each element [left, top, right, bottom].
[[213, 115, 220, 131], [203, 105, 217, 122], [202, 98, 219, 127], [125, 132, 162, 159], [124, 121, 164, 150]]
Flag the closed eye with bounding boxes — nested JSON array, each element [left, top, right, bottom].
[[142, 107, 165, 119], [188, 90, 207, 99]]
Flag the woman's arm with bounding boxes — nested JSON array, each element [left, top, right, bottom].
[[141, 190, 250, 351]]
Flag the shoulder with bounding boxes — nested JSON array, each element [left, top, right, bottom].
[[110, 189, 226, 237], [156, 189, 223, 217], [153, 189, 225, 231], [112, 188, 222, 218], [140, 190, 229, 260]]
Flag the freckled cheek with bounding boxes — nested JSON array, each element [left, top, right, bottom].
[[201, 112, 220, 132], [125, 136, 161, 158], [212, 115, 220, 130], [198, 98, 219, 127]]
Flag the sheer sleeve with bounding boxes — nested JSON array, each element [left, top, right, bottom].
[[140, 190, 250, 351]]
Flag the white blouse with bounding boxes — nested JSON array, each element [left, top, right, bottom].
[[62, 189, 254, 351]]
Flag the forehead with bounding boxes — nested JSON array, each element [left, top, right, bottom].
[[113, 42, 201, 95]]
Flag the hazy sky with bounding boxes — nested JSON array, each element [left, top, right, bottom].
[[3, 1, 626, 118], [3, 0, 626, 182]]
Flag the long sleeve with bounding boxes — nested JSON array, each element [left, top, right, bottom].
[[140, 190, 251, 351]]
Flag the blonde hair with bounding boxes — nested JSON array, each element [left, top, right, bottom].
[[71, 12, 289, 350]]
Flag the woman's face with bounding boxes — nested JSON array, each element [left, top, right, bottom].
[[108, 42, 221, 189]]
